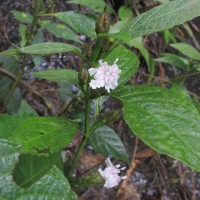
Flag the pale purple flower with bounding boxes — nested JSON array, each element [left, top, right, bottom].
[[98, 158, 126, 189], [89, 59, 121, 93]]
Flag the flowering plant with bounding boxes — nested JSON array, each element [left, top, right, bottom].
[[89, 59, 121, 93], [0, 0, 200, 199]]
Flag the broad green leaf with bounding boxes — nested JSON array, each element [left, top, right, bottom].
[[48, 11, 96, 38], [103, 44, 139, 85], [67, 0, 112, 13], [22, 166, 77, 200], [111, 85, 200, 171], [0, 139, 21, 176], [155, 53, 190, 68], [33, 69, 79, 84], [89, 126, 129, 163], [41, 21, 81, 43], [13, 153, 63, 188], [122, 0, 200, 38], [0, 140, 77, 200], [19, 42, 81, 55], [10, 117, 77, 155], [0, 56, 19, 103], [12, 10, 33, 24], [0, 139, 22, 199], [118, 6, 133, 20], [170, 43, 200, 61], [0, 114, 33, 139]]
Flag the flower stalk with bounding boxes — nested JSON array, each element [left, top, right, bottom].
[[67, 80, 91, 177]]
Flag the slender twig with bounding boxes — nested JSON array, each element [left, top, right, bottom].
[[1, 11, 39, 112], [67, 80, 91, 177], [0, 67, 51, 109]]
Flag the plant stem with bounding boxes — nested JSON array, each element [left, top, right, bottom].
[[0, 67, 51, 110], [1, 12, 38, 112], [67, 84, 91, 177]]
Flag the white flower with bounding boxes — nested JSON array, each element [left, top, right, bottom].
[[98, 158, 126, 189], [88, 59, 121, 93]]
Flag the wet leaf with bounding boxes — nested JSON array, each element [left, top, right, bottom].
[[10, 117, 77, 155], [111, 85, 200, 171], [41, 21, 81, 43], [49, 11, 96, 38], [0, 140, 77, 200], [67, 0, 112, 13], [13, 153, 63, 188], [89, 126, 129, 163], [122, 0, 200, 38], [33, 69, 79, 84], [19, 42, 81, 55]]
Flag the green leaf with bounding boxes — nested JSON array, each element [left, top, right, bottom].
[[7, 87, 22, 114], [33, 69, 79, 84], [13, 153, 63, 188], [12, 10, 33, 24], [111, 85, 200, 171], [89, 126, 129, 163], [19, 24, 27, 47], [170, 43, 200, 61], [41, 21, 81, 43], [0, 56, 19, 103], [131, 37, 153, 70], [155, 53, 190, 68], [122, 0, 200, 38], [0, 139, 77, 200], [18, 100, 38, 116], [67, 0, 111, 13], [101, 32, 132, 46], [49, 11, 96, 38], [19, 42, 81, 55], [0, 49, 18, 57], [22, 166, 77, 200], [10, 117, 77, 155], [32, 29, 44, 44], [0, 139, 21, 176], [0, 114, 30, 139], [0, 140, 77, 200], [0, 139, 22, 199], [103, 44, 140, 85], [118, 6, 133, 20]]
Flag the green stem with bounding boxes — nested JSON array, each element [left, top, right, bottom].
[[1, 70, 22, 113], [67, 84, 91, 177], [1, 12, 38, 112]]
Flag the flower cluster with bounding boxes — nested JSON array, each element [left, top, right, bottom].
[[98, 158, 126, 189], [89, 59, 121, 93]]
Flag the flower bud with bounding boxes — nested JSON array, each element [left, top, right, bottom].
[[85, 42, 93, 59], [78, 68, 89, 85], [95, 7, 110, 34], [70, 172, 104, 188]]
